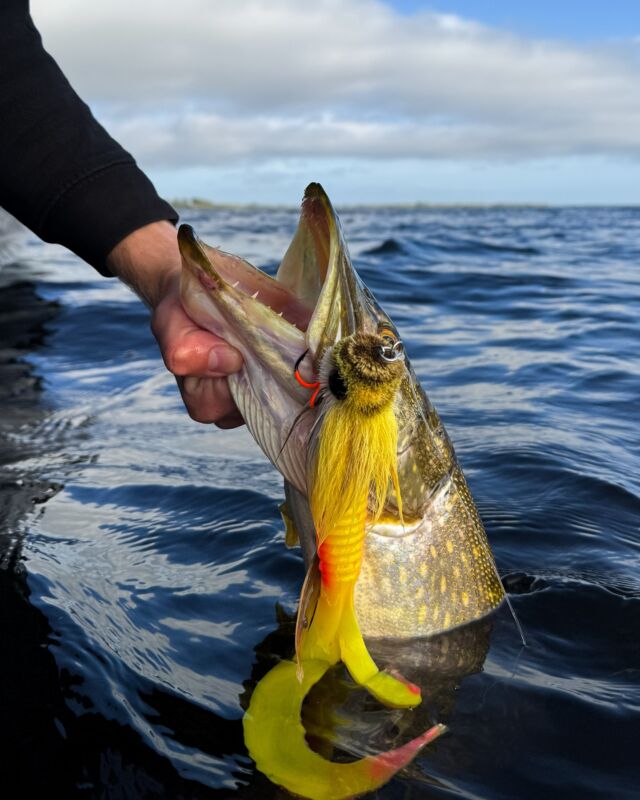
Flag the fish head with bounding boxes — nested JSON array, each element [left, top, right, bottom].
[[178, 182, 439, 514]]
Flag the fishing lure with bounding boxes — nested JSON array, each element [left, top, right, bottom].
[[244, 331, 446, 799]]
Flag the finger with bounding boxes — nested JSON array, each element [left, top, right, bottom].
[[177, 375, 244, 428], [213, 410, 246, 429], [152, 297, 243, 378]]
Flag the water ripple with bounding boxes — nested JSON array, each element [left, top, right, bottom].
[[4, 205, 638, 798]]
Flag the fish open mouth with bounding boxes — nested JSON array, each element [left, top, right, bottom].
[[177, 183, 343, 350], [178, 225, 314, 332], [177, 181, 404, 501], [178, 183, 385, 371]]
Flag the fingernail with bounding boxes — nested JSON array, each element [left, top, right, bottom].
[[208, 346, 243, 375], [208, 349, 219, 372]]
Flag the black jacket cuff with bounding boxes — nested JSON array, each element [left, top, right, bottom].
[[39, 160, 178, 277]]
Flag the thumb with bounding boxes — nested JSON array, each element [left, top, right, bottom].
[[151, 294, 243, 378]]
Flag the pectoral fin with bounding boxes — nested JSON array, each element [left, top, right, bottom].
[[279, 501, 299, 548]]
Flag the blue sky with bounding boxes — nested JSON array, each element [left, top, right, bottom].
[[391, 1, 640, 41], [32, 0, 640, 204]]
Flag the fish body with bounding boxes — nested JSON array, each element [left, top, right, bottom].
[[179, 184, 504, 641]]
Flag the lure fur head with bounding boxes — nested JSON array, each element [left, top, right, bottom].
[[309, 332, 405, 542]]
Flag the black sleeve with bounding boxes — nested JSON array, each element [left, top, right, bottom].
[[0, 0, 178, 276]]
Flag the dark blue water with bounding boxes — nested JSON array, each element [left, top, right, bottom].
[[1, 206, 638, 799]]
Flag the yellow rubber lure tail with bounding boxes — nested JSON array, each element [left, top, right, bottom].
[[244, 659, 447, 800], [297, 502, 421, 708]]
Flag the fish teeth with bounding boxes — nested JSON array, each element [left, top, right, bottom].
[[231, 280, 240, 288], [251, 291, 260, 299]]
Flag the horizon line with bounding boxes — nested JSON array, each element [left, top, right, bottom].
[[171, 198, 640, 211]]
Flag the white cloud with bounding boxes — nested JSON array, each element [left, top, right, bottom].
[[30, 0, 640, 166]]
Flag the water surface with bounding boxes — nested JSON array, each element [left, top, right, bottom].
[[0, 205, 638, 799]]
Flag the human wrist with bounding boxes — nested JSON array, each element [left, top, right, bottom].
[[106, 220, 181, 308]]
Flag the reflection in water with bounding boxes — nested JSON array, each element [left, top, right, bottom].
[[0, 275, 72, 792], [0, 269, 246, 798]]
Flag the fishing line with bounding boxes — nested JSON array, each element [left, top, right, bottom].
[[275, 349, 325, 464], [276, 404, 312, 464], [502, 589, 527, 648]]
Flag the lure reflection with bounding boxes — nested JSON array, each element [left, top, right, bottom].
[[178, 184, 505, 798]]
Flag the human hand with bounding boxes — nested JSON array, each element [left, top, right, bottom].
[[106, 220, 244, 427]]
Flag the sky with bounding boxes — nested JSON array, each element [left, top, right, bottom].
[[31, 0, 640, 204]]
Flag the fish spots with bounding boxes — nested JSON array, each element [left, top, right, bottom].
[[429, 545, 437, 559], [444, 611, 451, 628], [440, 575, 447, 594], [419, 562, 428, 577], [453, 565, 461, 579], [418, 604, 427, 624], [432, 604, 440, 622], [415, 585, 424, 601], [411, 463, 418, 473], [488, 586, 503, 603], [461, 591, 469, 607], [472, 545, 480, 560], [446, 540, 454, 554]]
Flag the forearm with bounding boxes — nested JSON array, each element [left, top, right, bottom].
[[106, 220, 181, 308], [0, 1, 242, 428], [0, 0, 177, 275]]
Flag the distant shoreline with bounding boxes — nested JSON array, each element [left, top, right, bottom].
[[170, 198, 639, 211]]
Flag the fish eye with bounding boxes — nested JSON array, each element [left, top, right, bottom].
[[378, 326, 398, 347], [328, 368, 347, 400]]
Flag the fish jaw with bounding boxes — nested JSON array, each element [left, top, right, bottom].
[[179, 223, 313, 492], [178, 224, 308, 395], [278, 182, 397, 367]]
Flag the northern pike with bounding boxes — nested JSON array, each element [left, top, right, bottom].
[[178, 184, 505, 799]]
